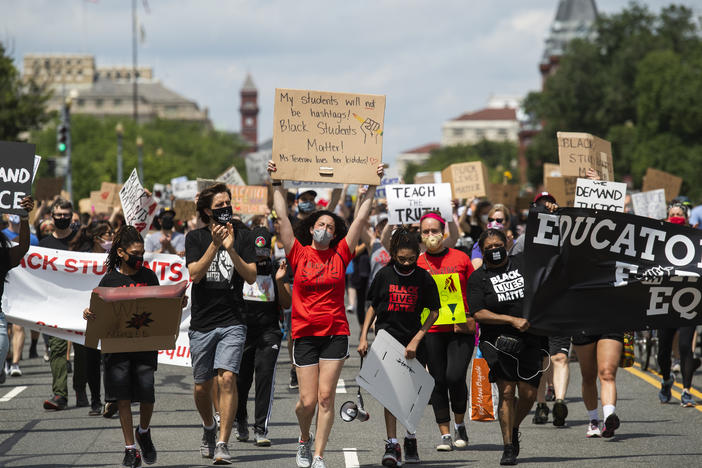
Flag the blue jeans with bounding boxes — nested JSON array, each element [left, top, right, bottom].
[[0, 311, 9, 367]]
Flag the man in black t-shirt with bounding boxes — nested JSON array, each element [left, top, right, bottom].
[[41, 199, 78, 411], [185, 183, 257, 464]]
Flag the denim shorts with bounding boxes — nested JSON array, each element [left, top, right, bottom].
[[189, 324, 247, 384]]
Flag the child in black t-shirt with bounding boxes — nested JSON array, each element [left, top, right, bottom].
[[358, 227, 440, 468]]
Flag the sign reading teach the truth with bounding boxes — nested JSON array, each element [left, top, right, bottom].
[[272, 88, 385, 185], [386, 183, 452, 225], [119, 169, 158, 235], [557, 132, 614, 181], [574, 178, 627, 212], [0, 141, 36, 215]]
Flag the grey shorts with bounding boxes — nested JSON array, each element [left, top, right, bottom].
[[189, 325, 247, 383]]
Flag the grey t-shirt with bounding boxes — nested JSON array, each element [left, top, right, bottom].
[[369, 239, 391, 282]]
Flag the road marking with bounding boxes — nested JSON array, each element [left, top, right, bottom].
[[624, 365, 702, 413], [632, 362, 702, 399], [343, 448, 360, 468], [336, 378, 347, 394], [0, 386, 27, 402]]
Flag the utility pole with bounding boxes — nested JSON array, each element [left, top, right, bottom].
[[64, 97, 73, 201], [136, 136, 144, 182], [116, 122, 124, 184], [132, 0, 138, 125]]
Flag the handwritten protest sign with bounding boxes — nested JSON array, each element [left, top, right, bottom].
[[218, 165, 246, 186], [119, 168, 158, 234], [641, 168, 682, 202], [542, 163, 561, 186], [34, 177, 65, 201], [488, 183, 519, 208], [272, 88, 385, 185], [229, 185, 268, 214], [631, 189, 667, 220], [376, 175, 402, 199], [78, 198, 91, 214], [174, 199, 197, 222], [574, 178, 627, 212], [89, 191, 111, 214], [545, 176, 578, 207], [246, 149, 272, 186], [0, 141, 36, 215], [386, 183, 452, 225], [413, 171, 442, 185], [442, 161, 488, 199], [172, 180, 198, 200], [557, 132, 614, 181], [196, 178, 224, 193], [32, 155, 41, 182]]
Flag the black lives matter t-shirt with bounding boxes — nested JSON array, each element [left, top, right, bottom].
[[367, 264, 441, 343], [185, 227, 249, 332]]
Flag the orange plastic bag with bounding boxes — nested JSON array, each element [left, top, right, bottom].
[[470, 355, 496, 421]]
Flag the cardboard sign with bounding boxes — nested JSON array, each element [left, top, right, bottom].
[[0, 141, 36, 215], [272, 88, 385, 185], [574, 178, 627, 212], [413, 171, 441, 185], [174, 199, 197, 222], [246, 150, 272, 186], [172, 180, 198, 200], [386, 183, 452, 225], [488, 183, 519, 208], [542, 162, 561, 186], [229, 185, 268, 214], [99, 182, 120, 207], [557, 132, 614, 181], [89, 191, 112, 214], [218, 165, 246, 186], [85, 281, 187, 352], [34, 177, 65, 201], [78, 198, 91, 214], [283, 180, 343, 190], [641, 168, 682, 202], [119, 168, 158, 234], [196, 178, 225, 193], [442, 162, 488, 199], [545, 176, 577, 207], [631, 189, 667, 220], [356, 330, 434, 433]]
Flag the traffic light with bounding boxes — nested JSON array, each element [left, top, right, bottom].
[[57, 123, 68, 153]]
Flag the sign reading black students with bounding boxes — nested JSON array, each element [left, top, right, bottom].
[[523, 207, 702, 336], [0, 141, 35, 215]]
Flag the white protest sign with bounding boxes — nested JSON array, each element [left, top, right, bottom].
[[119, 168, 158, 234], [631, 189, 667, 220], [218, 165, 246, 186], [386, 183, 452, 225], [246, 149, 272, 186], [375, 174, 402, 199], [173, 180, 198, 200], [574, 178, 627, 212], [32, 155, 41, 182], [357, 330, 434, 433], [2, 247, 192, 367]]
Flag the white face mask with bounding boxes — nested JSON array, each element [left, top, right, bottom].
[[313, 228, 333, 246]]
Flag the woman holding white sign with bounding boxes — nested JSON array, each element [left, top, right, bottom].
[[268, 160, 384, 468]]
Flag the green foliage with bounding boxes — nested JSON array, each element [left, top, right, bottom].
[[31, 115, 249, 201], [0, 42, 52, 139], [524, 3, 702, 200]]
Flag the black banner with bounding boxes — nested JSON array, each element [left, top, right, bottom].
[[0, 140, 35, 216], [524, 207, 702, 335]]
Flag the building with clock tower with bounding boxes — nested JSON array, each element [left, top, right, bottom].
[[240, 73, 259, 152]]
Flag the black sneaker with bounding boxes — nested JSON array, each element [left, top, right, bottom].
[[289, 368, 299, 389], [403, 437, 420, 464], [511, 427, 520, 457], [43, 394, 67, 410], [454, 425, 469, 448], [103, 402, 119, 418], [89, 400, 103, 416], [382, 440, 401, 467], [500, 444, 517, 466], [122, 447, 142, 467], [553, 399, 568, 427], [135, 427, 157, 465], [601, 413, 620, 438], [76, 389, 90, 407], [532, 402, 549, 424], [66, 361, 72, 374], [200, 426, 217, 459]]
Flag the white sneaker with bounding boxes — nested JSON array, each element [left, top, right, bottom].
[[586, 419, 601, 438], [311, 456, 326, 468], [436, 434, 454, 451], [9, 364, 21, 377], [296, 434, 314, 468]]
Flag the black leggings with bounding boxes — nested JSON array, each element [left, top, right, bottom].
[[657, 326, 697, 388], [424, 332, 474, 424], [73, 343, 102, 402]]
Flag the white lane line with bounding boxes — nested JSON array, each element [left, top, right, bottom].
[[336, 378, 347, 394], [0, 386, 27, 402], [343, 448, 360, 468]]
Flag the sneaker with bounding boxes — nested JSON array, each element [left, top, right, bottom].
[[436, 434, 453, 451], [200, 426, 217, 459], [235, 420, 249, 441], [43, 394, 67, 410], [213, 442, 232, 465], [122, 447, 142, 467], [532, 402, 549, 424], [545, 385, 556, 402], [311, 456, 326, 468], [103, 402, 119, 418], [254, 431, 271, 447], [672, 359, 681, 373], [659, 376, 674, 403], [511, 428, 520, 457], [9, 363, 21, 377], [454, 425, 468, 448], [500, 444, 517, 466], [76, 389, 90, 407], [404, 437, 420, 464], [135, 427, 157, 465], [66, 360, 72, 374], [586, 419, 601, 438], [681, 390, 696, 407], [289, 368, 299, 389], [552, 399, 568, 427], [296, 434, 314, 468], [601, 414, 620, 438], [382, 440, 402, 467], [89, 400, 103, 416], [43, 351, 50, 362]]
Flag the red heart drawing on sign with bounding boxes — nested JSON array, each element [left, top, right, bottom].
[[100, 192, 109, 200], [370, 158, 378, 165], [135, 222, 146, 232]]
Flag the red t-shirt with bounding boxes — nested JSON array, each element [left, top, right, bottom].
[[417, 248, 474, 333], [288, 238, 354, 339]]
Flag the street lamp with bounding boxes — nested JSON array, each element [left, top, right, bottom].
[[116, 122, 124, 184], [136, 136, 144, 182]]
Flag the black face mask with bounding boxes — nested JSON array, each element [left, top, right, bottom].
[[211, 206, 233, 226], [484, 246, 507, 266], [160, 216, 174, 230], [52, 216, 71, 230], [124, 253, 144, 269], [395, 263, 416, 274]]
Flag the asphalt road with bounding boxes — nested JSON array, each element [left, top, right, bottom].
[[2, 322, 702, 468]]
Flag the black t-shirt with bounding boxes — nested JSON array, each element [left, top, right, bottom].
[[185, 227, 249, 332], [98, 267, 160, 288], [243, 258, 285, 329], [39, 230, 77, 251], [367, 264, 441, 341]]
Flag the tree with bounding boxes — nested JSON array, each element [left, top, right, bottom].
[[0, 42, 52, 139]]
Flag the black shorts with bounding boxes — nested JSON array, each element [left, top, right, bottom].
[[104, 351, 158, 403], [479, 336, 546, 388], [571, 333, 624, 347], [548, 335, 572, 356], [293, 335, 349, 367]]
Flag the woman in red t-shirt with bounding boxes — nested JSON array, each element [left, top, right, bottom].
[[417, 212, 476, 451], [268, 161, 383, 468]]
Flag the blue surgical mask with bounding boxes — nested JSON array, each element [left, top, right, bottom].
[[298, 200, 315, 213]]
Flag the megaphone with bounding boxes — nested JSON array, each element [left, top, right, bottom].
[[340, 390, 370, 422]]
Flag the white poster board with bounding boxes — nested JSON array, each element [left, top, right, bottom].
[[218, 165, 246, 186], [246, 149, 272, 186], [356, 330, 434, 433], [375, 174, 402, 199], [386, 183, 452, 225], [574, 178, 627, 212], [119, 168, 158, 235], [631, 189, 667, 220], [172, 180, 198, 200]]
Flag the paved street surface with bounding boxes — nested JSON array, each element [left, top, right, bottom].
[[2, 321, 702, 467]]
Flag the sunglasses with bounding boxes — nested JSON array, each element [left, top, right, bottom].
[[488, 217, 504, 223]]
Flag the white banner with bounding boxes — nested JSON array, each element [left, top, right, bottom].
[[2, 247, 192, 367], [385, 183, 452, 225], [631, 189, 667, 220], [574, 178, 627, 212]]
